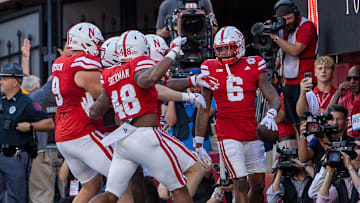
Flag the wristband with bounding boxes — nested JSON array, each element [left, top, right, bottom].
[[268, 108, 278, 118], [22, 57, 30, 61], [189, 75, 196, 87], [194, 136, 204, 147], [211, 187, 224, 201], [181, 93, 190, 102], [302, 163, 309, 170], [29, 122, 33, 131], [349, 168, 356, 174], [165, 49, 177, 61]]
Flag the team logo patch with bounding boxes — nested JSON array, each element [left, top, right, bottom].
[[216, 69, 223, 72], [246, 58, 256, 65], [244, 66, 251, 70], [9, 106, 16, 114]]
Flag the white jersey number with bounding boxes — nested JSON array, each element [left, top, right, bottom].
[[52, 76, 63, 106], [226, 76, 244, 102], [111, 84, 141, 119]]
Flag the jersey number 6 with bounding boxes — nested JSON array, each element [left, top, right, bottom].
[[226, 76, 244, 102]]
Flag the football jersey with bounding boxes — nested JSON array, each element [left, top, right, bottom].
[[51, 54, 104, 142], [101, 56, 158, 122], [201, 56, 267, 141]]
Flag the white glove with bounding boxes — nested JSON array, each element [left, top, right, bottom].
[[166, 37, 187, 60], [260, 108, 278, 131], [190, 72, 220, 91], [181, 92, 206, 108], [80, 92, 94, 118], [193, 135, 212, 166]]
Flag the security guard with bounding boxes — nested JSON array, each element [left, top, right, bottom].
[[0, 62, 54, 203]]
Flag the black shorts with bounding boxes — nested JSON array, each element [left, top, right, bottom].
[[283, 84, 300, 124]]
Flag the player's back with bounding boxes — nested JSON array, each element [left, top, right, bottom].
[[52, 54, 104, 142], [101, 56, 158, 123]]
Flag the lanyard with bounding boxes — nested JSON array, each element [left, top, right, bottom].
[[315, 92, 331, 108]]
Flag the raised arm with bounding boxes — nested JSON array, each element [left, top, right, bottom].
[[258, 72, 281, 111]]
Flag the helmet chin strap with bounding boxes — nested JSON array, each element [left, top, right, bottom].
[[225, 63, 234, 79]]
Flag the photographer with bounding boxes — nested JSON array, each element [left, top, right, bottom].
[[155, 0, 217, 39], [316, 147, 360, 202], [268, 0, 318, 124], [266, 156, 314, 203], [298, 105, 354, 170]]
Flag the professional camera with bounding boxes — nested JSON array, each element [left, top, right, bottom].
[[304, 112, 339, 139], [212, 163, 233, 187], [276, 146, 298, 177], [251, 17, 285, 51], [166, 0, 214, 76], [325, 141, 357, 177]]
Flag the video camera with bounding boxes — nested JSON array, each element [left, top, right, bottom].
[[166, 0, 214, 76], [304, 112, 339, 139], [276, 146, 298, 177], [212, 163, 233, 187], [251, 17, 285, 52], [325, 141, 357, 177]]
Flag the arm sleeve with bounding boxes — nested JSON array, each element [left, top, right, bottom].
[[156, 2, 169, 29], [296, 22, 317, 47], [308, 166, 327, 198], [308, 137, 318, 150], [201, 0, 214, 14], [266, 183, 284, 203], [316, 186, 338, 203]]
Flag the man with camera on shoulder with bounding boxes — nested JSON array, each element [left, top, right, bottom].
[[268, 0, 318, 125], [298, 104, 354, 172], [315, 146, 360, 202], [266, 147, 314, 203]]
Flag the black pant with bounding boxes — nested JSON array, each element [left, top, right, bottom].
[[283, 84, 300, 124]]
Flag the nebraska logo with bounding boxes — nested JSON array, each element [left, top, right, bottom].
[[89, 27, 95, 38], [153, 39, 160, 48]]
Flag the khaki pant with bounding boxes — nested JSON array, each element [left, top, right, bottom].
[[29, 150, 66, 203]]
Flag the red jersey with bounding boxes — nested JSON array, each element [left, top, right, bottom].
[[101, 56, 158, 122], [282, 17, 318, 85], [201, 56, 267, 141], [51, 54, 104, 142], [339, 94, 360, 138]]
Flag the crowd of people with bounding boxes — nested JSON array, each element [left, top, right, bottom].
[[1, 0, 360, 202]]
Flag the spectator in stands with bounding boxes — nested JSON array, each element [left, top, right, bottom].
[[296, 56, 337, 117], [268, 0, 318, 125], [338, 65, 360, 138], [315, 146, 360, 202], [298, 104, 354, 172], [266, 158, 314, 203]]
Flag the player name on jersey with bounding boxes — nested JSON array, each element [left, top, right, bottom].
[[108, 68, 130, 86], [52, 63, 64, 72]]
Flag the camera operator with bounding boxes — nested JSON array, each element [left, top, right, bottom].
[[268, 0, 318, 125], [316, 147, 360, 202], [266, 153, 314, 203], [155, 0, 217, 39], [298, 105, 354, 171]]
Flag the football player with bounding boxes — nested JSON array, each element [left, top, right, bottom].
[[51, 22, 112, 202], [195, 26, 281, 203], [88, 30, 192, 202]]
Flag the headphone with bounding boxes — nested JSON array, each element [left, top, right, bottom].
[[274, 0, 299, 17]]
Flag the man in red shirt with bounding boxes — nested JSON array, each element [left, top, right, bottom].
[[339, 65, 360, 138], [196, 26, 281, 203], [268, 0, 318, 124]]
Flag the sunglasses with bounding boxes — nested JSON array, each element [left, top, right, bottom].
[[346, 75, 360, 81]]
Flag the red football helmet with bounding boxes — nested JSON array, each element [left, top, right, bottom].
[[213, 26, 245, 65]]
